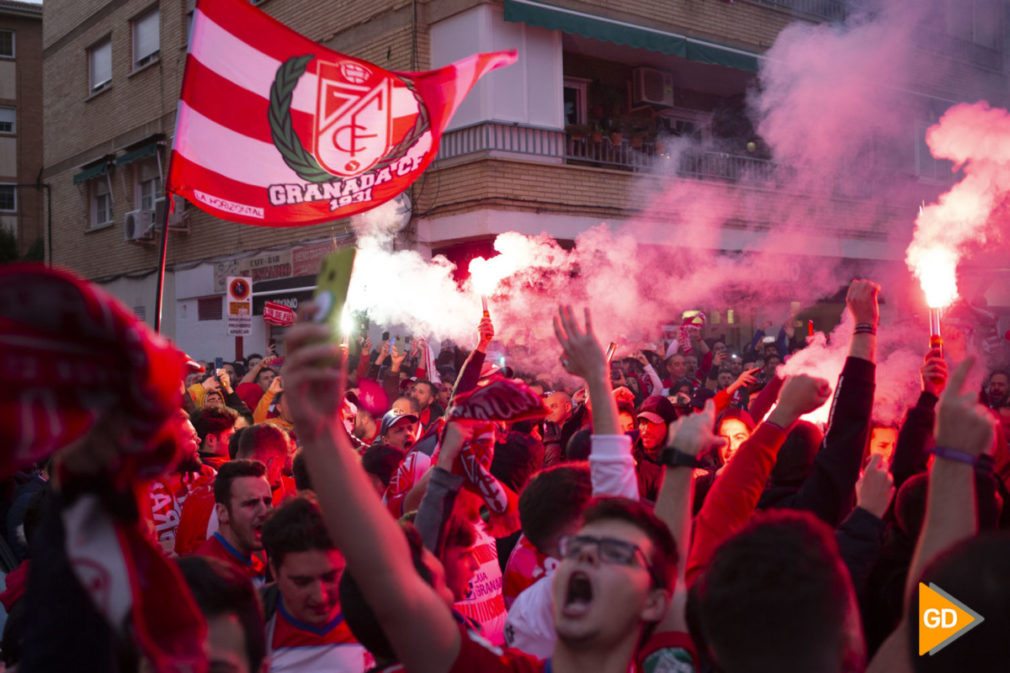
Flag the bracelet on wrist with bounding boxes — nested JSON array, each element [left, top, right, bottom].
[[853, 322, 876, 336], [930, 445, 994, 474]]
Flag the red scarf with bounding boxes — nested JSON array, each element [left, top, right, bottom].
[[0, 264, 206, 672]]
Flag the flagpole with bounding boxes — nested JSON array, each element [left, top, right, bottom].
[[154, 193, 171, 333]]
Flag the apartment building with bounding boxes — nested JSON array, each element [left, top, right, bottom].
[[43, 0, 1009, 358], [0, 0, 43, 259]]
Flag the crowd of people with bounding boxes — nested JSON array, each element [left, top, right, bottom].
[[2, 268, 1010, 673]]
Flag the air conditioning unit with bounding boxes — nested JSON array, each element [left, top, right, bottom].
[[124, 208, 156, 242], [155, 196, 190, 232], [632, 67, 674, 107]]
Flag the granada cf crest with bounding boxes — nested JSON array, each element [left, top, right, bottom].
[[314, 61, 393, 177], [267, 54, 430, 184]]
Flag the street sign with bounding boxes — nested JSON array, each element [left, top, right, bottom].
[[226, 276, 253, 336]]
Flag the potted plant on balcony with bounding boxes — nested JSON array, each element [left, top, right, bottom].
[[566, 123, 590, 141], [591, 122, 604, 144], [628, 116, 655, 149]]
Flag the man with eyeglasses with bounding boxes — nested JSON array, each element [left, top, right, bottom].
[[282, 304, 697, 673]]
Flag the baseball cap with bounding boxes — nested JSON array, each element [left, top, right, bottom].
[[637, 396, 678, 425], [380, 409, 418, 436]]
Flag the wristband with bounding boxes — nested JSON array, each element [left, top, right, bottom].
[[660, 447, 712, 470], [853, 323, 876, 336], [930, 445, 994, 474]]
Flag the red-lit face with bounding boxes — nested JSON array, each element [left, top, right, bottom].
[[684, 356, 698, 378], [638, 418, 668, 452], [718, 418, 750, 464], [666, 355, 687, 381], [411, 383, 435, 410], [442, 544, 480, 602], [546, 393, 573, 424], [618, 411, 636, 434], [989, 373, 1009, 404], [257, 369, 276, 391], [273, 549, 345, 625], [869, 427, 898, 463], [384, 421, 416, 451], [552, 519, 666, 648], [219, 476, 273, 555]]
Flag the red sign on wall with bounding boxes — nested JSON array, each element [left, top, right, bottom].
[[264, 301, 296, 326]]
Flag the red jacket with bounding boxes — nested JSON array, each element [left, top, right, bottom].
[[686, 421, 788, 585]]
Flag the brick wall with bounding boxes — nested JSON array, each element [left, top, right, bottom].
[[416, 155, 897, 239], [0, 7, 43, 254]]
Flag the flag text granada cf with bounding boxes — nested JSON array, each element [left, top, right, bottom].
[[168, 0, 516, 226]]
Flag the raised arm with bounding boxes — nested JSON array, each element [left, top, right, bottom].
[[554, 306, 637, 499], [654, 401, 725, 631], [686, 374, 831, 584], [773, 280, 879, 526], [905, 357, 993, 597], [283, 311, 459, 673], [867, 358, 995, 673], [890, 350, 946, 491], [414, 421, 469, 553], [451, 314, 495, 398]]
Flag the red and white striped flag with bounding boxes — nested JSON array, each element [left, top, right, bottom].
[[168, 0, 516, 226]]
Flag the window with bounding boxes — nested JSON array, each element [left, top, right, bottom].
[[198, 296, 223, 321], [91, 178, 113, 227], [0, 30, 13, 58], [0, 185, 15, 212], [89, 38, 112, 93], [945, 0, 1002, 49], [563, 78, 589, 126], [136, 160, 162, 211], [0, 107, 14, 134], [133, 8, 160, 69]]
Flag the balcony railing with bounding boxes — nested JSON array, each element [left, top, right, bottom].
[[748, 0, 847, 23], [436, 121, 778, 184], [436, 122, 567, 161]]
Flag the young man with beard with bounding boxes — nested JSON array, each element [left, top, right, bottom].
[[283, 304, 694, 673], [262, 493, 372, 673], [177, 422, 294, 554], [145, 409, 217, 555], [194, 459, 273, 585], [633, 396, 680, 503], [410, 380, 445, 431]]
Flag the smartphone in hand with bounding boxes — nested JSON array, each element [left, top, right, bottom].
[[312, 247, 357, 344]]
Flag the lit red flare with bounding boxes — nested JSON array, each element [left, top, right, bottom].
[[929, 307, 943, 354]]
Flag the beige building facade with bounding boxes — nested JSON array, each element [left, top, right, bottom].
[[42, 0, 1010, 358]]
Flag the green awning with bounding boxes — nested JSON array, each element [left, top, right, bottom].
[[115, 142, 159, 167], [504, 0, 760, 72], [73, 161, 109, 185]]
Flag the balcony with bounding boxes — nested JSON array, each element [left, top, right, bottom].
[[436, 121, 777, 184], [747, 0, 847, 23]]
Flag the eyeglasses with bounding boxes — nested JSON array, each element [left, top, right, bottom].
[[558, 534, 663, 588]]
